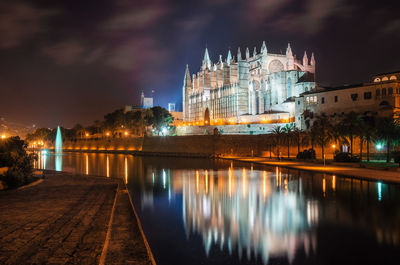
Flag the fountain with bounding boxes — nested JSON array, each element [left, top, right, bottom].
[[55, 126, 62, 171]]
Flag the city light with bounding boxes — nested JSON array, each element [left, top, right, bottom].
[[85, 133, 89, 137], [332, 144, 336, 148], [1, 134, 6, 139], [106, 132, 110, 136], [376, 144, 382, 150], [162, 127, 168, 135], [124, 131, 128, 136]]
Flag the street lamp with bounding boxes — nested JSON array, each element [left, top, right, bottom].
[[1, 134, 6, 139]]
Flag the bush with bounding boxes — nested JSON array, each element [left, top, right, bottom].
[[0, 137, 35, 188], [334, 152, 359, 162], [296, 148, 316, 160], [393, 151, 400, 165]]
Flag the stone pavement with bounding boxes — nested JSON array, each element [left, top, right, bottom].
[[0, 171, 152, 265], [224, 156, 400, 183]]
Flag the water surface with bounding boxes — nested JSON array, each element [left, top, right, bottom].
[[35, 151, 400, 265]]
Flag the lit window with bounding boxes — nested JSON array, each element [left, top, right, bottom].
[[374, 78, 381, 83], [313, 96, 317, 103], [382, 77, 389, 81], [390, 75, 397, 80]]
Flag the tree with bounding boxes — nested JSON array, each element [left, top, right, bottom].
[[311, 114, 333, 159], [270, 125, 284, 159], [291, 126, 304, 155], [149, 106, 173, 134], [375, 117, 400, 162], [282, 123, 295, 158], [339, 112, 361, 155], [359, 113, 376, 162]]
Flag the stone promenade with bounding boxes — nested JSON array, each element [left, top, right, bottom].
[[225, 156, 400, 183], [0, 171, 152, 265]]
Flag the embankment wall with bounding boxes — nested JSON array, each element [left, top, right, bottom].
[[54, 135, 386, 160]]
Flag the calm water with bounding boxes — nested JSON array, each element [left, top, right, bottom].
[[35, 151, 400, 265]]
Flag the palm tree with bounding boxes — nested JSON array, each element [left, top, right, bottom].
[[375, 117, 400, 162], [292, 126, 304, 155], [339, 112, 361, 155], [282, 123, 295, 158], [311, 114, 333, 159], [358, 113, 376, 162], [270, 125, 284, 159]]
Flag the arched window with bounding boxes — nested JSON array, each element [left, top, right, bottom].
[[382, 77, 389, 81], [388, 87, 393, 95], [376, 89, 380, 97], [374, 78, 381, 83], [390, 75, 397, 80], [382, 87, 387, 96]]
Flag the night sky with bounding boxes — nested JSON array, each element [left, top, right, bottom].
[[0, 0, 399, 128]]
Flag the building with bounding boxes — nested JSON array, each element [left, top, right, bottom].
[[295, 71, 400, 130], [141, 91, 154, 109], [168, 103, 176, 112], [182, 42, 316, 126]]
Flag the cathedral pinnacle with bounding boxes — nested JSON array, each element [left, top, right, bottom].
[[286, 43, 293, 57], [227, 49, 232, 65], [245, 47, 250, 59], [184, 64, 191, 86], [303, 51, 309, 66], [253, 47, 257, 57], [261, 41, 267, 53], [237, 47, 242, 60], [311, 52, 315, 66], [203, 48, 212, 69]]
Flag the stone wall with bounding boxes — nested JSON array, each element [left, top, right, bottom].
[[54, 135, 388, 160], [176, 123, 285, 135]]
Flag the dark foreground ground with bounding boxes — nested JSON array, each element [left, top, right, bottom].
[[0, 171, 152, 265]]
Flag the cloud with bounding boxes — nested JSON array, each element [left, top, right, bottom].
[[41, 40, 86, 65], [101, 1, 169, 32], [105, 37, 169, 72], [0, 2, 57, 48], [243, 0, 345, 35]]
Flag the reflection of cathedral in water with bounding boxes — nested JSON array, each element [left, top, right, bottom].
[[181, 167, 318, 264]]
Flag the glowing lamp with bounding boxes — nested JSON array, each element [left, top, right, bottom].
[[332, 144, 336, 148], [85, 133, 89, 137], [106, 132, 110, 136], [376, 144, 382, 150], [124, 131, 128, 136], [1, 134, 5, 139]]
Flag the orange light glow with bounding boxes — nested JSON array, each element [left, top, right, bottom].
[[323, 177, 326, 195], [124, 131, 128, 136], [332, 175, 336, 191], [1, 134, 6, 139], [85, 133, 89, 137], [106, 132, 110, 136], [332, 144, 336, 148]]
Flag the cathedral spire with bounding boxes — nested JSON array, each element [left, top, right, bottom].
[[227, 49, 232, 65], [286, 43, 293, 57], [202, 48, 211, 70], [245, 47, 250, 60], [310, 52, 315, 66], [253, 47, 257, 57], [303, 51, 309, 66], [237, 47, 242, 61], [184, 64, 191, 86], [261, 41, 267, 54]]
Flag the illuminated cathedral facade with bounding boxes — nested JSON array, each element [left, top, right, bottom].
[[182, 42, 316, 125]]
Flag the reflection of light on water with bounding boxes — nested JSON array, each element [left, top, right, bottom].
[[322, 177, 326, 196], [242, 168, 246, 197], [182, 168, 317, 264], [205, 170, 208, 194], [106, 155, 109, 177], [196, 170, 199, 194], [163, 169, 166, 189], [377, 182, 382, 201], [124, 156, 128, 184], [332, 175, 336, 191], [152, 172, 155, 184], [55, 154, 62, 172], [85, 154, 88, 175]]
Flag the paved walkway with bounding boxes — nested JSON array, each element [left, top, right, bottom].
[[0, 171, 152, 265], [223, 156, 400, 183]]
